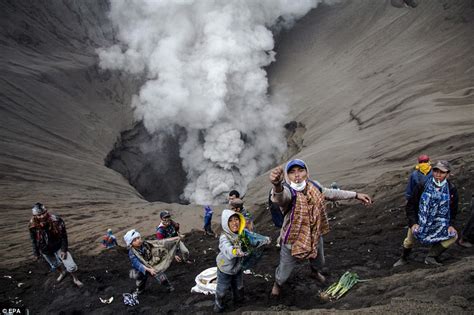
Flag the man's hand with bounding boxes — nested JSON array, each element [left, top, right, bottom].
[[60, 251, 67, 260], [164, 236, 180, 242], [411, 224, 420, 233], [146, 267, 157, 276], [174, 255, 182, 263], [269, 166, 284, 187], [448, 226, 457, 236], [355, 193, 372, 205]]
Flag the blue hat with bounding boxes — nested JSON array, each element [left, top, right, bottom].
[[285, 159, 307, 173]]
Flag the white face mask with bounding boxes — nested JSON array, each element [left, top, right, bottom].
[[432, 177, 447, 187], [290, 180, 306, 191]]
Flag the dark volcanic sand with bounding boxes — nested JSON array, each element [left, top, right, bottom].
[[1, 163, 473, 314]]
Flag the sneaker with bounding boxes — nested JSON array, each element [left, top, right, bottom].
[[73, 278, 84, 287], [393, 257, 408, 267], [56, 271, 67, 282], [166, 284, 175, 292], [424, 256, 443, 266], [457, 239, 473, 248]]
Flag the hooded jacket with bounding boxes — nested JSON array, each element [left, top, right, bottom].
[[216, 209, 246, 275]]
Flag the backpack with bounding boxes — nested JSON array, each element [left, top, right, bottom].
[[268, 180, 323, 228]]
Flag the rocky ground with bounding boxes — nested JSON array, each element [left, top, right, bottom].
[[1, 161, 473, 314]]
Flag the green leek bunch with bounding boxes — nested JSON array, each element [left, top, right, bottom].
[[320, 271, 364, 301]]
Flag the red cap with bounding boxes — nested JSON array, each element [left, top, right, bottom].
[[417, 154, 430, 163]]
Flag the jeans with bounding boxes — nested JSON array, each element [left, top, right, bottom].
[[214, 269, 243, 310], [275, 236, 325, 286], [130, 269, 170, 294]]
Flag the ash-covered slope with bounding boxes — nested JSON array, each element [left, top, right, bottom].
[[1, 0, 473, 272], [0, 0, 152, 265], [0, 0, 473, 314], [249, 0, 474, 199]]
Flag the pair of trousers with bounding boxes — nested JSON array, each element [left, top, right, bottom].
[[402, 228, 457, 249], [214, 269, 243, 310], [131, 269, 169, 293], [42, 250, 78, 272], [275, 236, 325, 286]]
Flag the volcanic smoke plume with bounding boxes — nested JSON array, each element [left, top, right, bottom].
[[98, 0, 320, 204]]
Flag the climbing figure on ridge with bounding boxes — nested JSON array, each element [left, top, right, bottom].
[[391, 0, 418, 8]]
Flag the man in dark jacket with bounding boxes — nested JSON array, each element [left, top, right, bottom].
[[405, 154, 432, 200], [156, 211, 191, 263], [394, 160, 458, 267], [29, 202, 83, 287]]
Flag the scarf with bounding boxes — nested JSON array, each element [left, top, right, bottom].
[[414, 179, 451, 244], [285, 181, 328, 259], [415, 162, 432, 176], [131, 240, 178, 273], [29, 213, 61, 238]]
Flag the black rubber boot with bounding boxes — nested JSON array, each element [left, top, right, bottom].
[[233, 288, 244, 304], [393, 247, 412, 267], [214, 296, 225, 313], [425, 244, 447, 266]]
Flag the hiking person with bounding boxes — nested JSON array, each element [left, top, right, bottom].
[[229, 198, 254, 231], [391, 0, 418, 8], [405, 154, 432, 200], [393, 160, 459, 267], [268, 159, 372, 296], [203, 205, 215, 236], [101, 228, 118, 249], [29, 202, 83, 287], [214, 209, 270, 312], [458, 195, 474, 248], [124, 229, 178, 294], [228, 190, 240, 204], [156, 211, 191, 263]]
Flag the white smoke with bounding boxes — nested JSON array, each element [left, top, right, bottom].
[[98, 0, 321, 204]]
